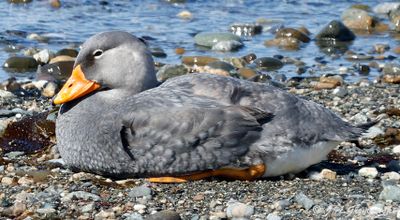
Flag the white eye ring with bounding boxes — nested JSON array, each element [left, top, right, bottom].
[[93, 49, 104, 59]]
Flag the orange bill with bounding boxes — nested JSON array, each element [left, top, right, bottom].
[[53, 65, 101, 105]]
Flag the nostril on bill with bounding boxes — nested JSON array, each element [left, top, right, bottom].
[[68, 84, 73, 88]]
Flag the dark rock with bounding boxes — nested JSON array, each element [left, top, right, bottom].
[[316, 20, 356, 41], [3, 56, 38, 72], [181, 56, 219, 66], [56, 48, 78, 57], [156, 64, 188, 82], [0, 77, 22, 93], [275, 28, 310, 43], [242, 53, 257, 63], [145, 210, 181, 220], [8, 0, 32, 3], [150, 47, 167, 58], [357, 64, 370, 75], [206, 61, 235, 72], [253, 57, 283, 71]]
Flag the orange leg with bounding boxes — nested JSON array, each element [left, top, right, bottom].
[[147, 164, 266, 183]]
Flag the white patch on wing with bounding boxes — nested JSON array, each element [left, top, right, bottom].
[[263, 141, 340, 177]]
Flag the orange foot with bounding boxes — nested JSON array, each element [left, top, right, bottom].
[[147, 164, 266, 183]]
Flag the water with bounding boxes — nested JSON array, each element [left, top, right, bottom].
[[0, 0, 397, 82]]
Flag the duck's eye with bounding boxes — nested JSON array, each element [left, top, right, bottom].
[[93, 49, 103, 59]]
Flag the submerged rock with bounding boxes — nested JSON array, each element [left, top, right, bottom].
[[194, 32, 242, 48], [253, 57, 283, 71]]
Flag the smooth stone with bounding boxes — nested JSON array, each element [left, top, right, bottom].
[[350, 4, 371, 11], [177, 10, 193, 19], [364, 126, 385, 139], [344, 53, 373, 61], [8, 0, 32, 3], [357, 64, 370, 75], [238, 68, 258, 79], [242, 53, 257, 64], [145, 210, 182, 220], [388, 160, 400, 172], [49, 55, 75, 64], [358, 167, 378, 178], [320, 169, 337, 180], [81, 203, 95, 213], [230, 23, 262, 36], [36, 207, 57, 215], [226, 201, 254, 219], [23, 47, 40, 56], [369, 203, 384, 215], [1, 177, 17, 186], [27, 33, 49, 42], [62, 191, 101, 202], [342, 8, 387, 31], [4, 151, 25, 159], [275, 28, 310, 43], [0, 90, 16, 99], [273, 199, 290, 210], [206, 61, 235, 72], [128, 185, 152, 199], [253, 57, 283, 71], [383, 63, 400, 75], [264, 37, 301, 50], [294, 192, 314, 210], [374, 44, 390, 54], [124, 213, 144, 220], [332, 87, 348, 97], [134, 204, 146, 211], [181, 56, 219, 66], [389, 9, 400, 31], [211, 40, 243, 52], [315, 20, 355, 41], [95, 210, 116, 219], [41, 81, 58, 97], [382, 171, 400, 181], [49, 0, 61, 8], [56, 48, 78, 57], [379, 184, 400, 201], [156, 64, 188, 82], [223, 57, 247, 68], [393, 145, 400, 154], [3, 56, 38, 72], [33, 49, 55, 64], [266, 213, 282, 220], [150, 47, 167, 58], [194, 32, 241, 47], [373, 2, 400, 14]]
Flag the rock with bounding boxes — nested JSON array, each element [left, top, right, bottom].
[[321, 169, 337, 180], [175, 48, 185, 55], [56, 48, 78, 57], [332, 87, 347, 97], [382, 171, 400, 181], [194, 32, 241, 48], [238, 68, 258, 79], [358, 167, 378, 178], [357, 64, 370, 75], [265, 37, 301, 50], [8, 0, 32, 3], [41, 81, 57, 97], [0, 201, 26, 217], [62, 191, 101, 202], [36, 207, 57, 217], [128, 185, 152, 199], [124, 213, 144, 220], [177, 10, 192, 19], [27, 33, 49, 42], [181, 56, 219, 66], [95, 210, 116, 220], [17, 176, 34, 186], [267, 213, 282, 220], [341, 8, 388, 32], [134, 204, 146, 212], [374, 44, 389, 54], [242, 53, 257, 64], [33, 49, 55, 64], [206, 61, 235, 73], [393, 145, 400, 154], [379, 184, 400, 201], [230, 23, 262, 36], [3, 56, 38, 72], [294, 192, 314, 210], [49, 55, 75, 64], [1, 177, 17, 186], [382, 63, 400, 84], [0, 90, 16, 99], [156, 64, 188, 82], [364, 126, 385, 139], [273, 199, 290, 210], [344, 52, 373, 61], [253, 57, 283, 71], [145, 210, 181, 220], [369, 203, 384, 215], [373, 2, 400, 14], [315, 76, 343, 89], [81, 203, 95, 213], [49, 0, 61, 8], [226, 201, 254, 219], [275, 28, 310, 43], [211, 40, 243, 52], [150, 47, 167, 58]]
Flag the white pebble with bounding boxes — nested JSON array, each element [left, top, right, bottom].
[[358, 167, 378, 179], [393, 145, 400, 154]]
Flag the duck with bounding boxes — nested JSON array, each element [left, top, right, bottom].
[[53, 31, 364, 183]]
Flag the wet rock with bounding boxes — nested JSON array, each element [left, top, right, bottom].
[[4, 151, 24, 159], [389, 9, 400, 31], [128, 185, 152, 199], [145, 210, 181, 220], [194, 32, 241, 48], [224, 57, 247, 68], [374, 44, 389, 54], [41, 81, 57, 97], [357, 64, 370, 75], [275, 28, 310, 43], [150, 47, 167, 58], [295, 192, 314, 210], [341, 8, 388, 32], [8, 0, 32, 3], [265, 37, 302, 50], [56, 48, 78, 57], [206, 61, 235, 73], [382, 63, 400, 84], [316, 20, 355, 41], [27, 33, 49, 43], [181, 56, 219, 66], [253, 57, 283, 71], [344, 52, 373, 61], [62, 191, 101, 202], [0, 112, 55, 153], [156, 64, 188, 82], [373, 2, 400, 14], [211, 40, 243, 52], [177, 10, 192, 20], [230, 23, 262, 36], [382, 171, 400, 181], [314, 75, 343, 89], [3, 56, 38, 72], [50, 55, 75, 64], [175, 48, 185, 55], [23, 47, 40, 56], [350, 4, 371, 12], [242, 53, 257, 64], [49, 0, 61, 8], [33, 49, 55, 64], [238, 68, 258, 79], [332, 87, 348, 97], [226, 201, 254, 219], [379, 184, 400, 202], [358, 167, 378, 178], [1, 177, 18, 186]]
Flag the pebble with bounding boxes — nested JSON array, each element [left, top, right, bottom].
[[253, 57, 283, 71], [382, 171, 400, 181], [128, 185, 153, 199], [379, 184, 400, 202], [211, 40, 243, 52], [273, 199, 290, 210], [27, 33, 49, 42], [62, 191, 101, 202], [393, 145, 400, 154], [56, 48, 78, 57], [41, 81, 57, 97], [320, 169, 337, 180], [49, 0, 61, 8], [1, 177, 17, 186], [36, 207, 57, 216], [95, 210, 116, 220], [81, 203, 95, 213], [266, 213, 282, 220], [230, 23, 262, 36], [294, 192, 314, 210], [181, 56, 219, 66], [374, 44, 389, 54], [33, 49, 55, 64], [8, 0, 32, 3], [265, 37, 301, 50], [156, 64, 188, 82], [145, 210, 182, 220], [275, 28, 310, 43], [177, 10, 192, 20], [369, 203, 384, 215], [332, 87, 347, 97], [226, 201, 254, 219], [134, 204, 146, 212], [194, 32, 241, 48], [17, 176, 34, 186], [238, 68, 258, 79], [358, 167, 378, 179], [124, 213, 144, 220], [3, 56, 38, 72]]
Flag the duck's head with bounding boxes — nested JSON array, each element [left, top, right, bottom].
[[53, 31, 157, 105]]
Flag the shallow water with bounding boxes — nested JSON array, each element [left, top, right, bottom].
[[0, 0, 397, 82]]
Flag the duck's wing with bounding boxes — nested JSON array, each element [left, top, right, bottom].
[[120, 98, 272, 176]]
